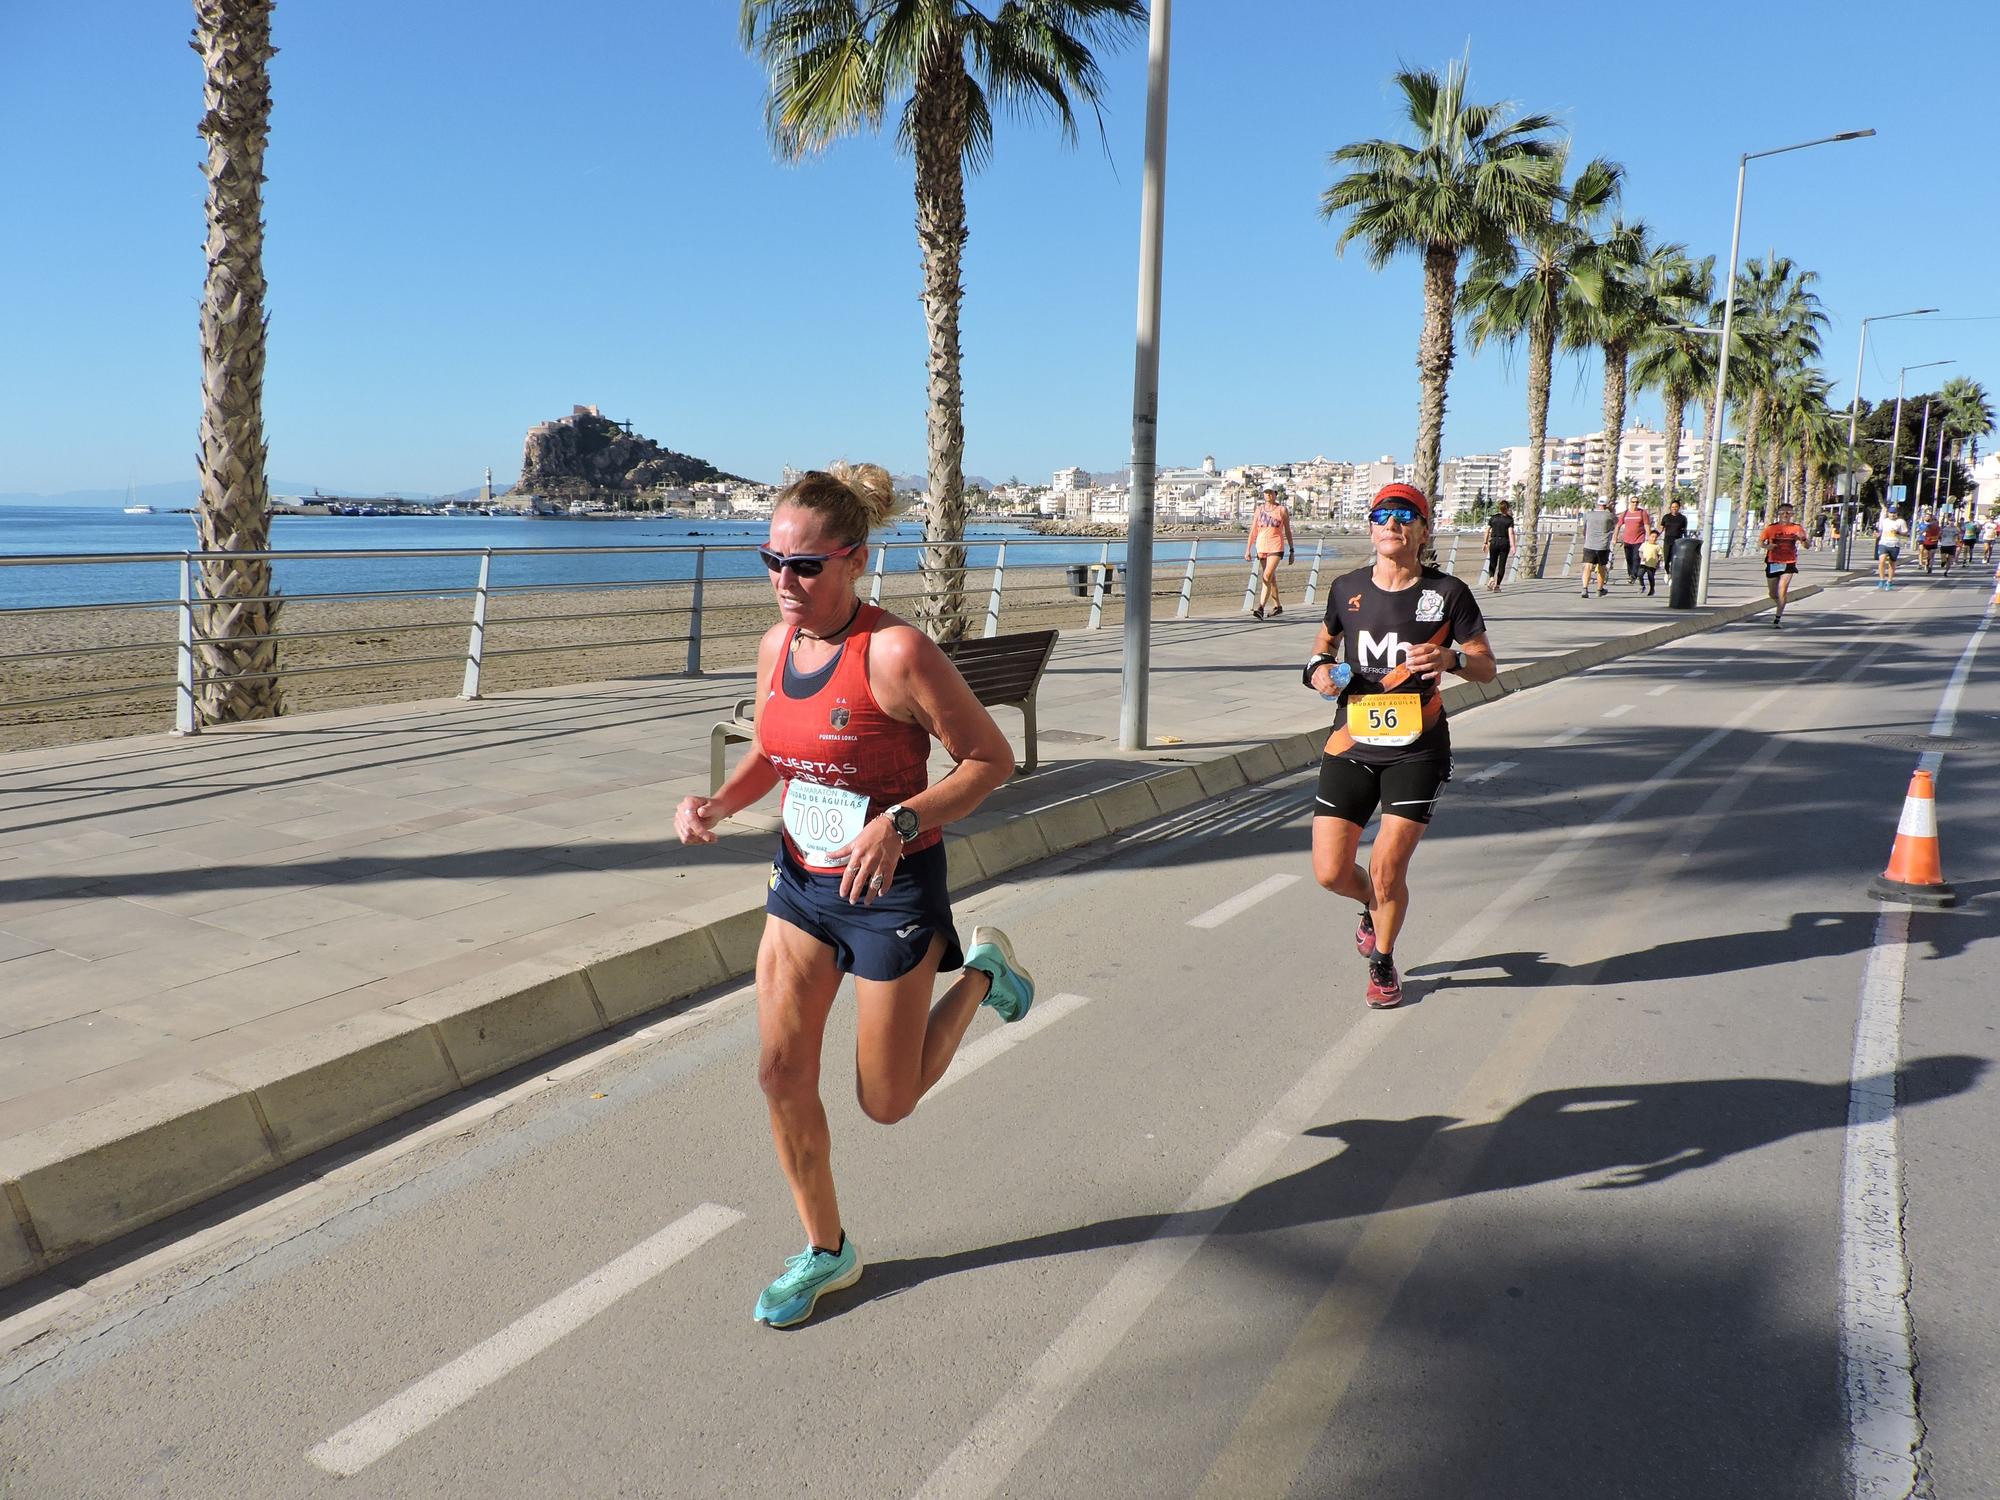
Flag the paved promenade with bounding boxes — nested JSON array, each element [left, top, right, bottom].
[[0, 556, 1822, 1280]]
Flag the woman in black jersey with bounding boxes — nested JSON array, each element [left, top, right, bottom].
[[1304, 484, 1499, 1007], [1484, 499, 1514, 591]]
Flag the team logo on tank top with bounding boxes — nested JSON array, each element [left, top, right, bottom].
[[830, 707, 850, 729]]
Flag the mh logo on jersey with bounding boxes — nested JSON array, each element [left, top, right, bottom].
[[1356, 630, 1410, 670]]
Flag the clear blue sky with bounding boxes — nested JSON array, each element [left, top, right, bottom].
[[3, 0, 1995, 497]]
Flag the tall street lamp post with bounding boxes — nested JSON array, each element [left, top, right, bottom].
[[1884, 359, 1954, 527], [1120, 0, 1171, 751], [1839, 308, 1937, 570], [1694, 128, 1875, 605]]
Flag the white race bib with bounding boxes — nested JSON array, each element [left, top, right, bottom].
[[783, 780, 871, 865]]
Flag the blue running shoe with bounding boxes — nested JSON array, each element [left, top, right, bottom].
[[965, 925, 1035, 1022], [754, 1235, 861, 1328]]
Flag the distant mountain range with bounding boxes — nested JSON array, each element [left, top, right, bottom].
[[1, 479, 510, 508]]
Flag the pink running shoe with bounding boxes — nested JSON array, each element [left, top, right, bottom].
[[1365, 954, 1404, 1009], [1355, 910, 1378, 958]]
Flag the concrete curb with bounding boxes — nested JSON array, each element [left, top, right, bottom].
[[0, 581, 1837, 1290]]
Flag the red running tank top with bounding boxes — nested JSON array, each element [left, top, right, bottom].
[[758, 604, 939, 872]]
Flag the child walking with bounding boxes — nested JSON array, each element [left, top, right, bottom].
[[1637, 528, 1664, 597]]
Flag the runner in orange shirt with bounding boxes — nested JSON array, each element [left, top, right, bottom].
[[1758, 501, 1809, 628]]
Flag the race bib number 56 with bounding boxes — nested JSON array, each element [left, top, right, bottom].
[[783, 781, 871, 864], [1347, 692, 1423, 747]]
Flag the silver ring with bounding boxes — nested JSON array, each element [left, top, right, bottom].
[[871, 876, 886, 890]]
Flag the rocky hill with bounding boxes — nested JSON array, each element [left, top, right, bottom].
[[516, 406, 742, 501]]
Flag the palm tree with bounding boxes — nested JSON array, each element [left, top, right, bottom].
[[1768, 367, 1836, 527], [1935, 375, 1994, 501], [1461, 150, 1622, 577], [1727, 256, 1825, 550], [1567, 220, 1683, 506], [740, 0, 1145, 642], [192, 0, 280, 724], [1321, 55, 1561, 507], [1629, 253, 1716, 512]]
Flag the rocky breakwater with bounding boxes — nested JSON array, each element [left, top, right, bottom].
[[516, 404, 744, 506]]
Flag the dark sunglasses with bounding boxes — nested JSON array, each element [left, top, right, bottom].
[[757, 540, 862, 577], [1368, 506, 1422, 526]]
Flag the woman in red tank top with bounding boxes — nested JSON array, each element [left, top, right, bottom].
[[675, 464, 1036, 1328]]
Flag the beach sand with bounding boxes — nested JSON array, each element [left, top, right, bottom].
[[1, 556, 1374, 753]]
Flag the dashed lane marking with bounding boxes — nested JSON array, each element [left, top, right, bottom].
[[1460, 761, 1517, 784], [307, 1202, 744, 1478], [1603, 703, 1634, 718], [1543, 727, 1586, 746], [932, 992, 1095, 1098], [1187, 874, 1301, 930], [1647, 683, 1677, 697]]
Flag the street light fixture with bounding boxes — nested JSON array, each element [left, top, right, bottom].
[[1693, 128, 1876, 605], [1838, 308, 1938, 568], [1882, 359, 1955, 524]]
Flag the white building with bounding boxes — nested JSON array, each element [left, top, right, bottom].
[[1051, 465, 1091, 494], [1441, 453, 1507, 520]]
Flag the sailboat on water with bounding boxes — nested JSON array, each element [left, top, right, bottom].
[[122, 481, 154, 515]]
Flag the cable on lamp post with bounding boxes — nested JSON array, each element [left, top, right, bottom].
[[1882, 360, 1954, 531], [1693, 128, 1875, 606]]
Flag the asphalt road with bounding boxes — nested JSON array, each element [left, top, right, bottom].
[[3, 571, 1995, 1500]]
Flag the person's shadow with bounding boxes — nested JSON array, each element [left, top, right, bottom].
[[1409, 892, 2000, 993], [827, 1054, 1985, 1316]]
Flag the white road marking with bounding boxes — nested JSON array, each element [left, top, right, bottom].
[[1543, 727, 1586, 746], [1460, 761, 1517, 784], [307, 1203, 743, 1477], [932, 992, 1094, 1098], [1838, 595, 1987, 1498], [1602, 703, 1634, 718], [1187, 874, 1301, 930], [1684, 668, 1707, 677], [1647, 683, 1677, 697], [910, 682, 1799, 1500], [1841, 910, 1919, 1500]]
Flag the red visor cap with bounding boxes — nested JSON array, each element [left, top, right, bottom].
[[1371, 483, 1432, 524]]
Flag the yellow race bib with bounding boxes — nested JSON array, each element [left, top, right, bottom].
[[1346, 692, 1423, 747]]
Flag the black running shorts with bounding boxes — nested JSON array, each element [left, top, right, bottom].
[[765, 841, 963, 981], [1314, 752, 1452, 827]]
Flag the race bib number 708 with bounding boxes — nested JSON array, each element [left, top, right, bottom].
[[783, 781, 871, 864]]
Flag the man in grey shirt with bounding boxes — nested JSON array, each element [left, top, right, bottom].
[[1578, 496, 1616, 597]]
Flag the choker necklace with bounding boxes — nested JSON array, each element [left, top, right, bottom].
[[797, 598, 863, 643]]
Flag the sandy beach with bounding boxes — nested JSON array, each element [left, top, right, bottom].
[[0, 552, 1382, 753]]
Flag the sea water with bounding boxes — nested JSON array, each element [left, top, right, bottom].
[[0, 509, 1103, 613]]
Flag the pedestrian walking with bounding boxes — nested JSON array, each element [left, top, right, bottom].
[[1579, 496, 1615, 597], [1303, 483, 1498, 1008], [1615, 497, 1651, 583], [1660, 497, 1689, 569], [1483, 499, 1514, 591], [1246, 486, 1295, 619], [676, 463, 1035, 1329], [1637, 529, 1663, 596]]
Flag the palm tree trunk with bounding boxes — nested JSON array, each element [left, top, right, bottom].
[[1661, 389, 1686, 509], [1733, 390, 1765, 555], [912, 49, 970, 643], [193, 0, 281, 724], [1412, 243, 1459, 504], [1598, 339, 1629, 504], [1516, 314, 1554, 575]]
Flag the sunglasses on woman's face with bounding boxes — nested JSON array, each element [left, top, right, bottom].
[[1368, 506, 1422, 527], [757, 540, 862, 577]]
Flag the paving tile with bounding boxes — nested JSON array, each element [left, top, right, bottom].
[[85, 929, 302, 992], [315, 870, 516, 920], [187, 889, 379, 940], [0, 897, 209, 961], [107, 952, 378, 1041], [148, 821, 304, 860], [0, 1012, 167, 1103], [0, 929, 53, 963]]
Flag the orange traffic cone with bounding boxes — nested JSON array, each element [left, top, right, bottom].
[[1869, 769, 1957, 907]]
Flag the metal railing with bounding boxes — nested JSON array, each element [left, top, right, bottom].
[[0, 526, 1544, 734]]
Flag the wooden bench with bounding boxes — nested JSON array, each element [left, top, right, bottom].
[[709, 627, 1061, 793]]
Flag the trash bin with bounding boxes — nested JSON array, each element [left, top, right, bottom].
[[1068, 563, 1120, 597], [1668, 536, 1702, 609], [1066, 564, 1091, 597]]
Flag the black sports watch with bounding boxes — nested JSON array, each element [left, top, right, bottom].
[[885, 803, 921, 842]]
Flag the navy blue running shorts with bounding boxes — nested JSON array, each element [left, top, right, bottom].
[[765, 841, 964, 982]]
